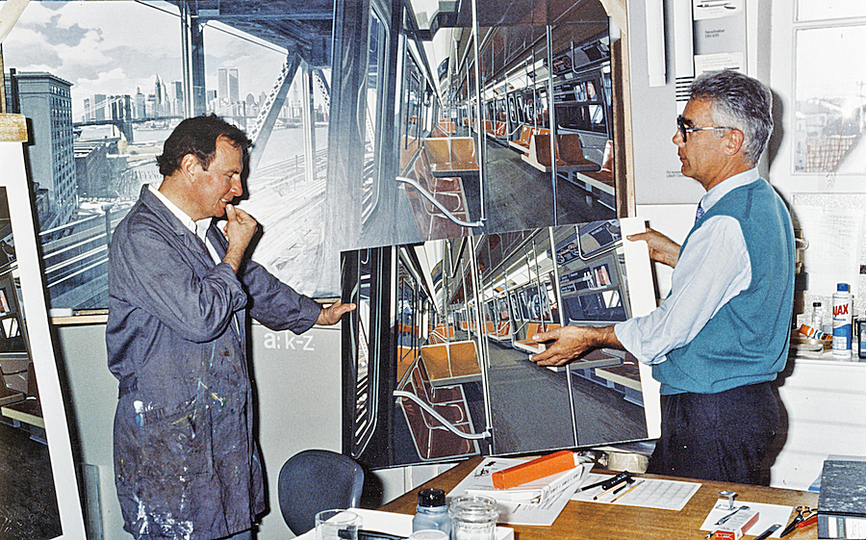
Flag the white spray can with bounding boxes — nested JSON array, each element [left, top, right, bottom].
[[833, 283, 853, 360]]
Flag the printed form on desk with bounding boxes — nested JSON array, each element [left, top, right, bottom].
[[447, 457, 589, 526], [570, 472, 701, 511]]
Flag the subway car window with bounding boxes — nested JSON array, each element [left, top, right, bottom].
[[362, 9, 388, 215], [4, 2, 182, 310]]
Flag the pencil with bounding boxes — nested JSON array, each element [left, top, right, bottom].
[[609, 479, 643, 503]]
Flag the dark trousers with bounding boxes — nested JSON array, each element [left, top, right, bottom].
[[646, 382, 779, 485]]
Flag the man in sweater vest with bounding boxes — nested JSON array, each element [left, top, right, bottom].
[[530, 70, 794, 485]]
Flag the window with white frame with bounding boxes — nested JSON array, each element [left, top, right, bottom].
[[792, 2, 866, 175]]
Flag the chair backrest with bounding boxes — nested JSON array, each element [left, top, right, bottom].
[[277, 449, 365, 535]]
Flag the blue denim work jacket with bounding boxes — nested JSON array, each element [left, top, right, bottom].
[[106, 186, 321, 539]]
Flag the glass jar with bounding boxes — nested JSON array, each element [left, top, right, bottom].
[[448, 495, 498, 540]]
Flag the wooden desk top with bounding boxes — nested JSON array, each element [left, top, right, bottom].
[[380, 457, 818, 540]]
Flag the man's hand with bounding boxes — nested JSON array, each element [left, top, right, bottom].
[[529, 325, 620, 367], [317, 300, 357, 325], [222, 204, 258, 272], [627, 227, 681, 268]]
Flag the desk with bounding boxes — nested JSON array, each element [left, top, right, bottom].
[[380, 458, 818, 539]]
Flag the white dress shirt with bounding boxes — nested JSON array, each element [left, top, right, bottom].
[[148, 184, 222, 264], [614, 169, 760, 365]]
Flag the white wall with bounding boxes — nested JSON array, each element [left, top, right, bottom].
[[772, 358, 866, 490], [54, 323, 121, 539], [251, 324, 344, 538], [56, 323, 346, 540]]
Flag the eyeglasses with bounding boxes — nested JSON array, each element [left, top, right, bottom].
[[677, 115, 735, 142]]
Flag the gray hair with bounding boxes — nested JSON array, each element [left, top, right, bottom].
[[690, 70, 773, 165]]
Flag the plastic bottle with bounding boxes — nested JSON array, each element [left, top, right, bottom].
[[832, 283, 853, 360], [412, 488, 451, 536]]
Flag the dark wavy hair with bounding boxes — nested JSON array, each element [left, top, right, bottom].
[[156, 114, 252, 177], [690, 70, 773, 165]]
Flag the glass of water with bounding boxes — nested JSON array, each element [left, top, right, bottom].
[[315, 509, 361, 540]]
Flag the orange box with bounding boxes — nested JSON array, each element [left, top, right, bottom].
[[491, 450, 577, 489]]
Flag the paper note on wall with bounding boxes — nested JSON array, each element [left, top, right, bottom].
[[798, 205, 865, 299]]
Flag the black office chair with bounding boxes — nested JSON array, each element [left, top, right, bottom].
[[277, 449, 365, 535]]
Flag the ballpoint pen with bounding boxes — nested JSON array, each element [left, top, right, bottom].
[[347, 530, 407, 540], [716, 505, 750, 526], [576, 471, 632, 493], [705, 505, 753, 539]]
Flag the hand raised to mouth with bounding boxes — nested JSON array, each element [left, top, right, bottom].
[[221, 203, 258, 273]]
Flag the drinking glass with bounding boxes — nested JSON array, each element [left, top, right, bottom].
[[315, 509, 361, 540]]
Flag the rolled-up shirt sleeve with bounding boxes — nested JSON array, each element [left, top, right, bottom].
[[614, 215, 751, 365]]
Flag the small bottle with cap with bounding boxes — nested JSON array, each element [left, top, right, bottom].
[[811, 301, 824, 334], [412, 488, 451, 536]]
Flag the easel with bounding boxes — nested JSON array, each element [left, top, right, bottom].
[[0, 2, 87, 534]]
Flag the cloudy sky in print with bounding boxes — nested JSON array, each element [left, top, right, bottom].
[[3, 1, 288, 118]]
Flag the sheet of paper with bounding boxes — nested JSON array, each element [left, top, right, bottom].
[[570, 472, 701, 511], [293, 508, 514, 540], [798, 205, 865, 298], [447, 457, 585, 526], [694, 52, 744, 74], [700, 499, 794, 538], [693, 0, 744, 20]]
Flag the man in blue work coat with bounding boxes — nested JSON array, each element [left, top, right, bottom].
[[106, 114, 354, 540]]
